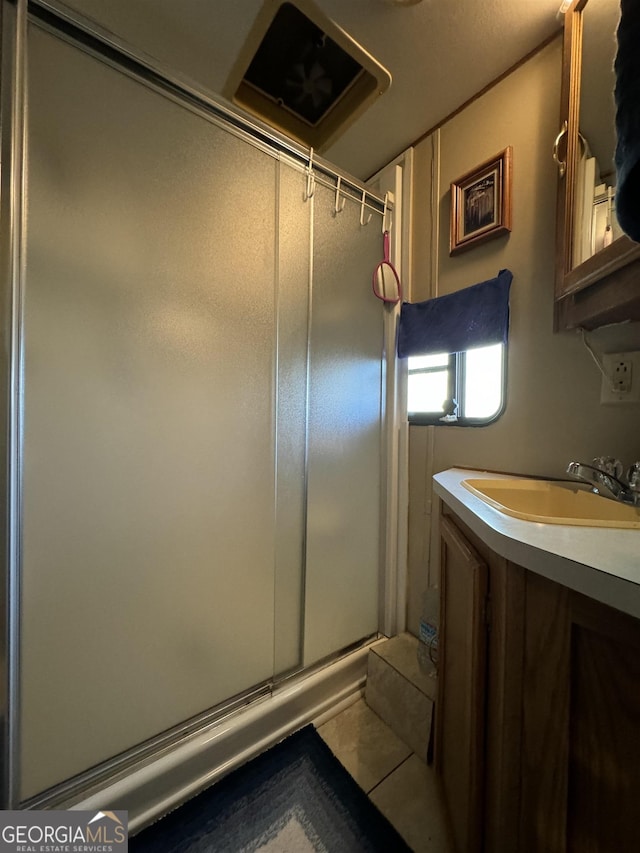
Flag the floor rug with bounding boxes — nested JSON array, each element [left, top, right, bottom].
[[129, 724, 412, 852]]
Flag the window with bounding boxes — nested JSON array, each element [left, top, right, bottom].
[[407, 342, 506, 426]]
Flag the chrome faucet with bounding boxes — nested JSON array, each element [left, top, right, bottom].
[[567, 457, 640, 505]]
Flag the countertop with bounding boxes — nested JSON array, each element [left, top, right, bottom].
[[433, 468, 640, 620]]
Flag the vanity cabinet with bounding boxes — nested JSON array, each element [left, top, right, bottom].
[[436, 503, 640, 853]]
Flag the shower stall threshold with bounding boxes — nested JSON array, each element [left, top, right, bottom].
[[72, 641, 378, 833]]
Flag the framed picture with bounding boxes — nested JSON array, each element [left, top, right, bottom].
[[450, 147, 512, 255]]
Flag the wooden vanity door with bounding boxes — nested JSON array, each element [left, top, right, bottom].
[[521, 572, 640, 853], [436, 515, 489, 853], [566, 596, 640, 853]]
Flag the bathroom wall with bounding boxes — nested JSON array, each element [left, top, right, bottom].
[[406, 35, 640, 634]]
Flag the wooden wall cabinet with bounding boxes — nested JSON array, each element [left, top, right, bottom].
[[554, 0, 640, 331], [437, 505, 640, 853]]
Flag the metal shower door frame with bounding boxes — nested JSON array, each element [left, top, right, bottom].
[[0, 0, 399, 810]]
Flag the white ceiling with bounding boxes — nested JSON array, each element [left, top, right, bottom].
[[58, 0, 564, 179]]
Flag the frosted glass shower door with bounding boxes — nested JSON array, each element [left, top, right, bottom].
[[273, 163, 311, 677], [303, 187, 384, 666], [21, 25, 279, 799]]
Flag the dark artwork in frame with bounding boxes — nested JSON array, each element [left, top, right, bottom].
[[450, 147, 512, 255]]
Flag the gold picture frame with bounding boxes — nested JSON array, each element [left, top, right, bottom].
[[450, 147, 512, 255]]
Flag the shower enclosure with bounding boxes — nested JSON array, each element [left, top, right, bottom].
[[0, 0, 400, 821]]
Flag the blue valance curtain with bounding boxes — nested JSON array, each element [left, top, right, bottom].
[[397, 268, 512, 358]]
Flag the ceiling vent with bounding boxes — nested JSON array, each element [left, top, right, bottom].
[[224, 0, 391, 151]]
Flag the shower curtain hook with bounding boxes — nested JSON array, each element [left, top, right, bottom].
[[359, 189, 372, 226], [334, 176, 346, 214], [305, 147, 316, 201]]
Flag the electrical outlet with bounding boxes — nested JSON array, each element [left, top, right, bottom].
[[601, 351, 640, 404], [612, 358, 632, 393]]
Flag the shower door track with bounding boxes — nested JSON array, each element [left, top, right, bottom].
[[23, 637, 378, 825]]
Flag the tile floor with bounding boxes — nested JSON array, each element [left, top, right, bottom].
[[317, 698, 454, 853], [366, 633, 436, 762]]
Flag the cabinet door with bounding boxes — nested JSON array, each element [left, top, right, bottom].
[[554, 0, 640, 329], [521, 573, 640, 853], [567, 596, 640, 853], [520, 572, 571, 853], [436, 516, 489, 853]]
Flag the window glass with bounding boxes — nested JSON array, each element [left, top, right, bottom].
[[409, 353, 449, 370], [408, 369, 448, 414], [464, 343, 503, 419], [407, 343, 505, 425]]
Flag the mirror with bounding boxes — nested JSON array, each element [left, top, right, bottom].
[[372, 231, 402, 304], [555, 0, 640, 329], [373, 262, 402, 303], [572, 0, 620, 267]]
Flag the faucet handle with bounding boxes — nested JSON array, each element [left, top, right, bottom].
[[592, 456, 623, 479], [627, 462, 640, 490]]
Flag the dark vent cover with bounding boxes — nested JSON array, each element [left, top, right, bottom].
[[244, 3, 363, 127], [224, 0, 391, 150]]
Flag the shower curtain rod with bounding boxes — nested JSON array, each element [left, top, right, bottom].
[[29, 0, 390, 220]]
